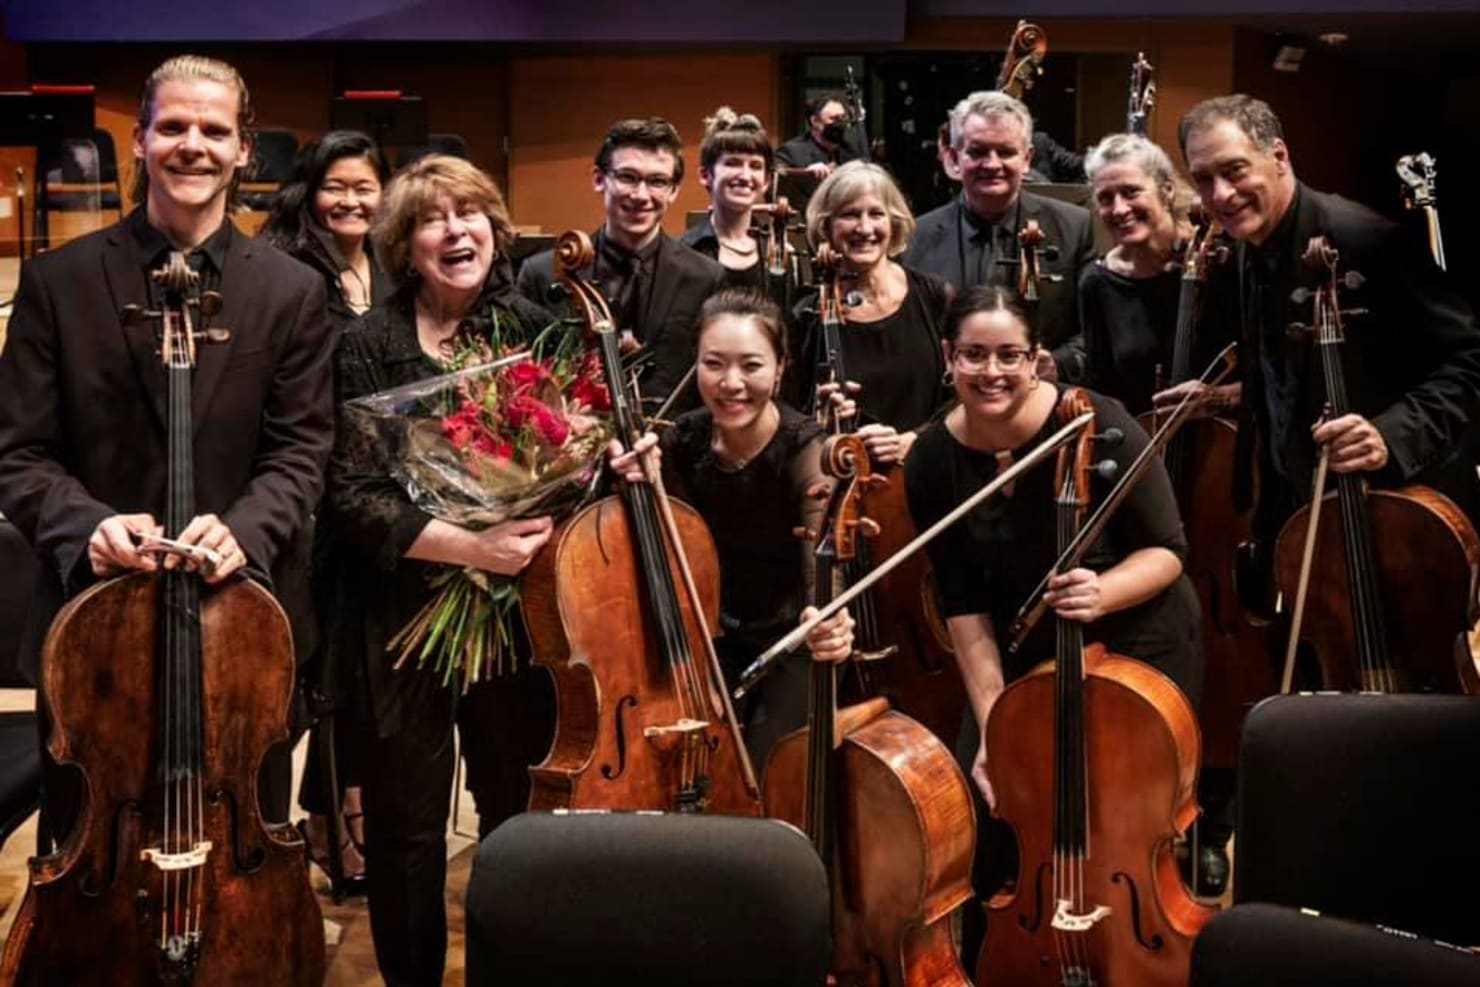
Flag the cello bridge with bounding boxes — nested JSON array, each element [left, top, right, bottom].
[[141, 840, 212, 871], [1051, 898, 1112, 932]]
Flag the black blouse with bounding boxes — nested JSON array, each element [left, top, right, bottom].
[[1079, 262, 1183, 416], [325, 273, 555, 737], [661, 402, 824, 655], [790, 266, 951, 432], [904, 387, 1202, 701]]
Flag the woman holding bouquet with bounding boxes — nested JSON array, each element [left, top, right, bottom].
[[609, 288, 856, 767], [261, 129, 392, 898], [327, 154, 557, 987]]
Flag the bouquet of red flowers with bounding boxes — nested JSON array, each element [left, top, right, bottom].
[[344, 330, 612, 691]]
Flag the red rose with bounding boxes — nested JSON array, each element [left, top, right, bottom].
[[441, 399, 485, 450], [505, 394, 570, 446], [571, 372, 611, 412], [505, 360, 553, 395]]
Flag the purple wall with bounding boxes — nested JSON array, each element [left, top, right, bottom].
[[4, 0, 907, 43]]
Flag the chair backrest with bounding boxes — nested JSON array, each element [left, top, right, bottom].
[[1192, 903, 1480, 987], [1235, 693, 1480, 944], [396, 133, 470, 169], [251, 129, 300, 184], [466, 811, 830, 986]]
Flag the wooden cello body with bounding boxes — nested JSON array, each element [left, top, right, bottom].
[[0, 253, 323, 985], [1272, 236, 1480, 695], [1, 578, 324, 985], [981, 389, 1215, 987], [521, 231, 761, 816], [763, 434, 974, 987], [980, 643, 1212, 987]]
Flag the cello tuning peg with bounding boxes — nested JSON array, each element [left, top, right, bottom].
[[198, 328, 232, 344], [120, 303, 155, 326], [1290, 287, 1314, 305], [1093, 458, 1119, 481], [197, 291, 222, 317], [792, 525, 815, 541], [1287, 322, 1310, 339], [857, 517, 881, 538], [1094, 427, 1124, 447], [1341, 270, 1366, 290], [545, 283, 571, 305], [1340, 307, 1370, 319]]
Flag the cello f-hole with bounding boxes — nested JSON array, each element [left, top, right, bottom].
[[1019, 860, 1053, 932], [1110, 871, 1164, 951], [600, 695, 640, 781]]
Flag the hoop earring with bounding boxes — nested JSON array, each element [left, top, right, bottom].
[[942, 367, 954, 386]]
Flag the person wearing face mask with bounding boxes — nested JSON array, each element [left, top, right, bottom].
[[263, 130, 392, 330], [789, 161, 951, 468], [1173, 94, 1480, 560], [260, 129, 393, 897], [518, 117, 724, 413], [776, 92, 864, 178], [679, 107, 775, 292], [904, 90, 1095, 384], [329, 154, 557, 987], [904, 285, 1201, 969]]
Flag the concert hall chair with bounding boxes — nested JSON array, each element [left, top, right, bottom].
[[1192, 903, 1480, 986], [239, 127, 299, 212], [34, 128, 124, 251], [1188, 693, 1480, 984], [465, 811, 830, 986], [396, 132, 470, 169]]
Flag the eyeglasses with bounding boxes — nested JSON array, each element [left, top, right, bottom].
[[951, 345, 1033, 372], [605, 169, 677, 194]]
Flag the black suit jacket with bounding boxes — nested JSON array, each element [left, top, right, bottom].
[[902, 190, 1096, 381], [1218, 183, 1480, 531], [516, 232, 724, 409], [0, 211, 334, 679]]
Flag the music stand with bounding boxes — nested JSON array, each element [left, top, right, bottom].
[[330, 94, 428, 154]]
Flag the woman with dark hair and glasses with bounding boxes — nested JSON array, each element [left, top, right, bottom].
[[903, 284, 1203, 966], [262, 129, 392, 329], [259, 129, 392, 895]]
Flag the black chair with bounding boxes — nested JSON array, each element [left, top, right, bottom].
[[466, 811, 830, 986], [35, 128, 124, 250], [1193, 903, 1480, 986], [396, 132, 470, 169], [241, 128, 299, 211], [1187, 693, 1480, 983]]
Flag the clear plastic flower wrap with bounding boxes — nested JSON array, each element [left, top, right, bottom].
[[343, 342, 613, 690]]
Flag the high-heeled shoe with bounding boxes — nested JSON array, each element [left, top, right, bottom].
[[296, 817, 368, 898]]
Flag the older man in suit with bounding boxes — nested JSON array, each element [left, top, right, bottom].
[[0, 55, 332, 827], [903, 90, 1095, 382], [518, 117, 723, 412]]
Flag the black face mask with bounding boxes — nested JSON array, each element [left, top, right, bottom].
[[820, 121, 848, 145]]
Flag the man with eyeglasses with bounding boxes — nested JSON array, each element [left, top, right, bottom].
[[903, 90, 1094, 383], [519, 117, 723, 410]]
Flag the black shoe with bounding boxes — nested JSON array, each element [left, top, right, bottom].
[[1194, 844, 1230, 898], [296, 818, 368, 898]]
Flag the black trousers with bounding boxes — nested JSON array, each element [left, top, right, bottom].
[[360, 664, 554, 987]]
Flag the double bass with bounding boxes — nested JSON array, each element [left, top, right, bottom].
[[1272, 236, 1480, 695], [0, 255, 324, 984], [996, 20, 1048, 101], [981, 389, 1215, 986], [520, 232, 763, 815], [1140, 220, 1273, 778], [764, 432, 975, 987]]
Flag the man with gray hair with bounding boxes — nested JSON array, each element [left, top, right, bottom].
[[903, 90, 1095, 381], [1176, 94, 1480, 544]]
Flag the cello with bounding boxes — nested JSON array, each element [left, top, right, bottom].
[[764, 432, 975, 987], [980, 388, 1215, 987], [519, 232, 763, 815], [1272, 236, 1480, 695], [809, 245, 966, 747], [1139, 219, 1273, 778], [1396, 152, 1446, 272], [0, 254, 324, 985]]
